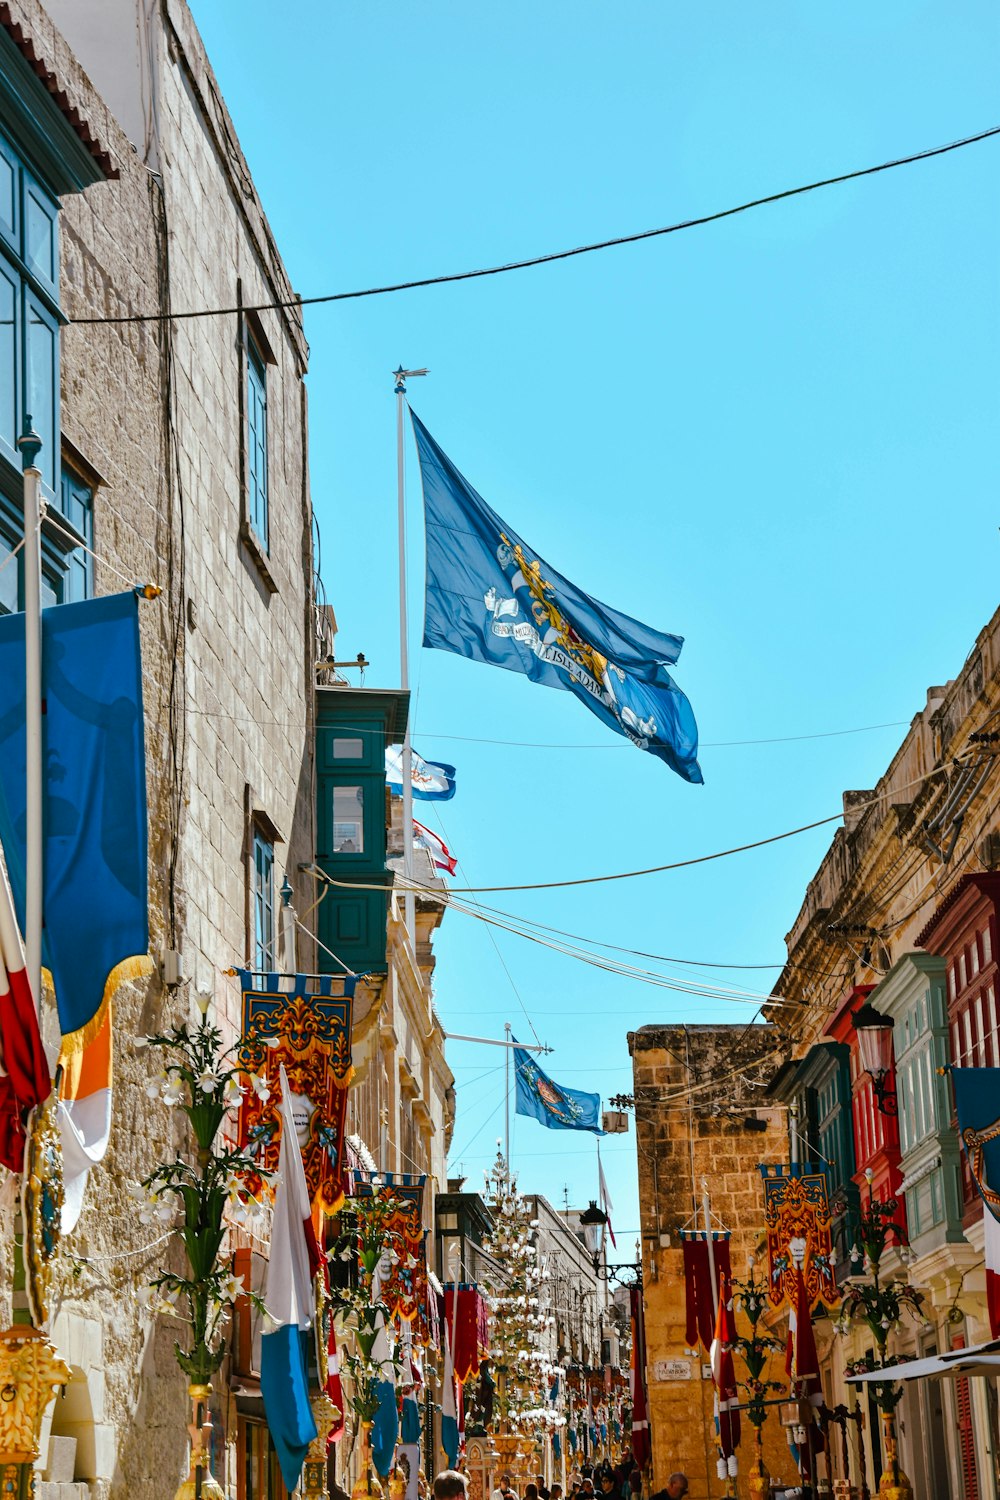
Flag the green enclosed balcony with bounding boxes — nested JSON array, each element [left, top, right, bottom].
[[315, 686, 408, 975]]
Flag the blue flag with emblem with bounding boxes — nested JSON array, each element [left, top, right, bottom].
[[412, 411, 703, 784], [514, 1040, 603, 1134], [0, 592, 148, 1043], [952, 1067, 1000, 1223]]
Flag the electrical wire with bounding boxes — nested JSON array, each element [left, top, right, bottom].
[[399, 753, 993, 894], [184, 706, 910, 753], [42, 507, 161, 593], [445, 890, 852, 980], [68, 124, 1000, 326]]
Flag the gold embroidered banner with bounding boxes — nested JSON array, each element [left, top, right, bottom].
[[760, 1165, 838, 1310], [352, 1174, 431, 1341], [237, 971, 355, 1213]]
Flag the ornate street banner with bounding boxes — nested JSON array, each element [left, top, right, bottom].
[[760, 1165, 838, 1310], [680, 1229, 731, 1352], [352, 1172, 432, 1341], [236, 971, 356, 1213], [952, 1066, 1000, 1337]]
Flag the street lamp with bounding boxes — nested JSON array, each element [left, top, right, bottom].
[[579, 1201, 607, 1267], [851, 1001, 897, 1115]]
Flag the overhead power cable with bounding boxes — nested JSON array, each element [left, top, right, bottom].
[[69, 125, 1000, 326], [406, 754, 994, 894]]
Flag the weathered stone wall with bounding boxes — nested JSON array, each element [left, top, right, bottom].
[[1, 1, 317, 1495], [629, 1024, 792, 1498]]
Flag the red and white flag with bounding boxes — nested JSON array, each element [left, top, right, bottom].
[[710, 1273, 741, 1460], [598, 1143, 617, 1248], [413, 820, 457, 875], [0, 839, 50, 1172], [629, 1284, 651, 1470], [985, 1209, 1000, 1339]]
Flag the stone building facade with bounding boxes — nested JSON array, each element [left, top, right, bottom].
[[628, 600, 1000, 1500], [0, 3, 456, 1497], [628, 1024, 791, 1498]]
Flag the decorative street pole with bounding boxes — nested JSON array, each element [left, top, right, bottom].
[[730, 1259, 784, 1500], [836, 1174, 922, 1500]]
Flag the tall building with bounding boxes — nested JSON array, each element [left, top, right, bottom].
[[0, 3, 454, 1495]]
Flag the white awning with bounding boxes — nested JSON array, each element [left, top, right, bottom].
[[847, 1339, 1000, 1384]]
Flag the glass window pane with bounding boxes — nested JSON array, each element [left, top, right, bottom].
[[333, 737, 364, 759], [58, 468, 94, 603], [0, 261, 17, 460], [332, 785, 364, 853], [246, 340, 269, 549], [25, 296, 57, 493], [25, 186, 56, 287], [0, 140, 15, 246], [0, 531, 17, 614], [253, 833, 275, 971]]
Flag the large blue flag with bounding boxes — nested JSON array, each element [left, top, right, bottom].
[[952, 1067, 1000, 1223], [0, 593, 148, 1041], [514, 1041, 603, 1134], [412, 412, 703, 784]]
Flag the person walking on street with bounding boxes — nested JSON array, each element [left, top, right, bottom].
[[435, 1475, 468, 1500]]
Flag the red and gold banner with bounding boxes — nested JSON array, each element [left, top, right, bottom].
[[352, 1173, 432, 1341], [760, 1165, 838, 1310], [236, 971, 355, 1213]]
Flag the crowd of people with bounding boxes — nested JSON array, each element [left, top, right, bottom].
[[481, 1461, 687, 1500]]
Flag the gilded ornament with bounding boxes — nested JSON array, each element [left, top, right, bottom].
[[173, 1382, 225, 1500], [0, 1326, 70, 1466], [21, 1094, 64, 1327]]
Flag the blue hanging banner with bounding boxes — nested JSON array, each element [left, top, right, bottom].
[[0, 592, 148, 1043], [412, 411, 702, 783]]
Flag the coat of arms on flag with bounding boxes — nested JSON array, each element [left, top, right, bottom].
[[513, 1041, 603, 1134], [236, 972, 356, 1213], [760, 1166, 838, 1310], [412, 411, 702, 783]]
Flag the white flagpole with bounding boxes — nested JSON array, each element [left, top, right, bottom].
[[393, 367, 427, 949], [16, 420, 43, 1026], [505, 1020, 512, 1172]]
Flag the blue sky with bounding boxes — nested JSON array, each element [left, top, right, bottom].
[[192, 0, 1000, 1246]]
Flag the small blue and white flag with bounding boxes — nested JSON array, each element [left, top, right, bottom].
[[385, 744, 457, 801], [441, 1322, 460, 1467], [371, 1257, 399, 1477], [260, 1066, 319, 1494], [514, 1041, 603, 1134], [412, 411, 702, 783]]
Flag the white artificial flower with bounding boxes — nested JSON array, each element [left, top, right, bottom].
[[223, 1077, 245, 1109], [263, 1035, 281, 1049], [127, 1182, 147, 1204], [220, 1272, 246, 1303], [162, 1078, 184, 1107], [197, 1068, 218, 1094], [145, 1075, 165, 1100], [137, 1283, 156, 1309], [133, 1035, 151, 1050], [250, 1075, 270, 1103]]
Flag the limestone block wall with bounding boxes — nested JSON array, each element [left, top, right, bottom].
[[0, 0, 319, 1495], [629, 1024, 792, 1498]]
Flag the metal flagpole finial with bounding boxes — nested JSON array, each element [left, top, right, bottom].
[[393, 366, 429, 395], [16, 415, 42, 471]]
